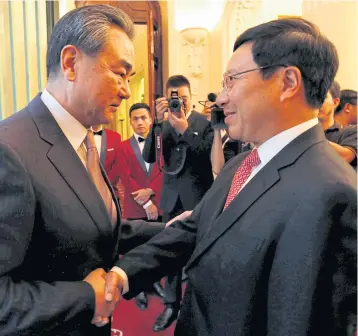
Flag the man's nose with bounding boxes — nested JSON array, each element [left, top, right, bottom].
[[120, 81, 131, 100], [216, 90, 228, 108]]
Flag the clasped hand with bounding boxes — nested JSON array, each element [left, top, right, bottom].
[[84, 269, 124, 327]]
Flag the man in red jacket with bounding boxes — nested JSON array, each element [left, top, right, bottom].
[[92, 124, 122, 199], [117, 102, 165, 309]]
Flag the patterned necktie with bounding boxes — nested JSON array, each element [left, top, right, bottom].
[[85, 130, 117, 226], [224, 149, 261, 210]]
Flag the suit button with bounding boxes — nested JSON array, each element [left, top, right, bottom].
[[176, 147, 180, 151]]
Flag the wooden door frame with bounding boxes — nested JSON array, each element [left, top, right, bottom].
[[74, 1, 163, 117]]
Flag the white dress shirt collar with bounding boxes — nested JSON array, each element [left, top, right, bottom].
[[133, 133, 146, 142], [41, 89, 88, 152], [257, 118, 319, 166]]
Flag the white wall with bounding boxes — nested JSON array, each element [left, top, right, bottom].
[[303, 0, 358, 90]]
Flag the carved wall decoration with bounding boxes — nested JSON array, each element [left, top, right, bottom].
[[180, 27, 209, 96]]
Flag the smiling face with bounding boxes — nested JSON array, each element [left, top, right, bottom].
[[216, 43, 283, 145], [63, 27, 135, 128]]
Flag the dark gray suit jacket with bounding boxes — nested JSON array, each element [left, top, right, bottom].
[[118, 125, 357, 336], [143, 111, 214, 213], [0, 95, 165, 335]]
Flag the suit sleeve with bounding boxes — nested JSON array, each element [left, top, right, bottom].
[[142, 125, 156, 163], [118, 219, 165, 255], [267, 183, 357, 335], [181, 120, 214, 155], [117, 144, 142, 193], [116, 200, 204, 299], [0, 141, 95, 335]]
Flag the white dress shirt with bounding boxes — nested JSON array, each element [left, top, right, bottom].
[[112, 117, 319, 294], [134, 133, 150, 171], [41, 89, 88, 167], [93, 127, 103, 156], [242, 118, 318, 191], [133, 133, 153, 210]]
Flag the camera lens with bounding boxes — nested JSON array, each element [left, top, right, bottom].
[[172, 102, 179, 108]]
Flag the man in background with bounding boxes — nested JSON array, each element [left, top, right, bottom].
[[143, 75, 214, 331], [92, 124, 122, 199], [318, 81, 357, 168], [117, 102, 165, 310], [335, 89, 357, 127]]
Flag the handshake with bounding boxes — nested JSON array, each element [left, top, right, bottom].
[[83, 269, 124, 327]]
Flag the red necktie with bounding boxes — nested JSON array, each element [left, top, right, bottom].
[[85, 130, 117, 226], [224, 149, 261, 210]]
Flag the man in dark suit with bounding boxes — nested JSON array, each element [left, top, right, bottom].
[[117, 102, 165, 309], [0, 5, 165, 336], [92, 125, 122, 198], [103, 18, 356, 336], [318, 81, 357, 169], [142, 75, 214, 331]]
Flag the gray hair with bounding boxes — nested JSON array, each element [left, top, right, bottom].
[[46, 4, 134, 78]]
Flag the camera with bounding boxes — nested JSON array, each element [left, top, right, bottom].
[[206, 93, 227, 129], [211, 106, 227, 129], [168, 89, 183, 116]]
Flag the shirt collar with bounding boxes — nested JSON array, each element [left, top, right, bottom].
[[257, 118, 318, 166], [134, 133, 145, 142], [41, 89, 88, 152]]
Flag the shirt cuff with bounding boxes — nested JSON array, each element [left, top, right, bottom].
[[110, 266, 129, 294], [143, 200, 153, 209]]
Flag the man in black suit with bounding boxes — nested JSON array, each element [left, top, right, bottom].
[[103, 17, 357, 336], [142, 75, 214, 331], [0, 5, 165, 336], [318, 81, 357, 169]]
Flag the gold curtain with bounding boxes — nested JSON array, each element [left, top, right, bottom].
[[0, 0, 47, 120]]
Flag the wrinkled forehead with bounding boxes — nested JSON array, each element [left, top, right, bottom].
[[103, 27, 135, 68]]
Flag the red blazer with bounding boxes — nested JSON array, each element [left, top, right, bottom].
[[117, 136, 163, 219], [100, 129, 122, 197]]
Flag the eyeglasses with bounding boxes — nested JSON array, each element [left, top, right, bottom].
[[222, 64, 286, 92]]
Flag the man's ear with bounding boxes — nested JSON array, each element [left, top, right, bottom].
[[333, 97, 340, 110], [279, 66, 302, 103], [60, 45, 80, 82]]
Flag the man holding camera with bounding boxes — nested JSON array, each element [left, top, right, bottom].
[[143, 75, 214, 331]]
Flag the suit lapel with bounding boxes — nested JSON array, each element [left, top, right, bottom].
[[28, 95, 113, 237], [186, 162, 280, 270], [186, 125, 326, 270], [100, 130, 107, 166], [130, 136, 149, 176]]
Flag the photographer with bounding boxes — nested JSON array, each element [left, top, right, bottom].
[[143, 75, 214, 331]]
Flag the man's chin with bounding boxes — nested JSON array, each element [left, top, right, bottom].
[[103, 114, 115, 124]]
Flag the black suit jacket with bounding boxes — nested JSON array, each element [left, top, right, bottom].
[[118, 125, 357, 336], [143, 111, 214, 213], [0, 95, 165, 336]]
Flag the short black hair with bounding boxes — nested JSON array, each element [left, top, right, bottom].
[[335, 89, 358, 114], [328, 81, 341, 100], [47, 5, 134, 78], [233, 17, 339, 109], [166, 75, 191, 95], [129, 103, 151, 118]]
